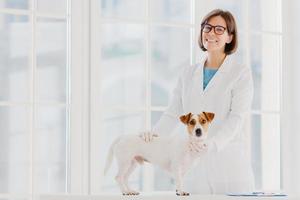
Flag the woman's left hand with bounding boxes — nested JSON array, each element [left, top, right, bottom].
[[189, 140, 207, 153]]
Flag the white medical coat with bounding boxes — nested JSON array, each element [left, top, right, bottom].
[[153, 55, 255, 194]]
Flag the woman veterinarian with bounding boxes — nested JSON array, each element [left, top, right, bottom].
[[142, 9, 255, 194]]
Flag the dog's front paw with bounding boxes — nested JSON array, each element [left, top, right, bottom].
[[122, 190, 140, 195], [176, 190, 190, 196]]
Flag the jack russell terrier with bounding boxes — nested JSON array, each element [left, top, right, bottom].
[[103, 112, 215, 196]]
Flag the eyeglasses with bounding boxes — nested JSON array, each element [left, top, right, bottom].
[[202, 23, 227, 35]]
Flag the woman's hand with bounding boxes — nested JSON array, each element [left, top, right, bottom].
[[189, 139, 217, 153], [189, 140, 207, 152], [139, 131, 158, 142]]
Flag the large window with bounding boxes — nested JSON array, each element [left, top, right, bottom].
[[0, 0, 284, 197], [0, 0, 70, 195]]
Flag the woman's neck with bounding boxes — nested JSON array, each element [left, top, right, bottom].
[[205, 52, 227, 69]]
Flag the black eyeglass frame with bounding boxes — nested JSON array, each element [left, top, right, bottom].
[[201, 23, 227, 35]]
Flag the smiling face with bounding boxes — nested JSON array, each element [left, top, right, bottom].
[[201, 16, 233, 53], [180, 112, 215, 140]]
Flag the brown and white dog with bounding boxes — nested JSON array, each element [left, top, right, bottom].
[[103, 112, 215, 196]]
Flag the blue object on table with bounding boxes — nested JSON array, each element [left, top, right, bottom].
[[226, 191, 287, 197]]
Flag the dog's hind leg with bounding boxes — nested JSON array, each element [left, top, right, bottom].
[[115, 160, 132, 195], [123, 160, 139, 195]]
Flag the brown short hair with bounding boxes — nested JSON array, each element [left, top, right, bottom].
[[198, 9, 238, 55]]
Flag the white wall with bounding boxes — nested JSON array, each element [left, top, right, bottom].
[[282, 0, 300, 195]]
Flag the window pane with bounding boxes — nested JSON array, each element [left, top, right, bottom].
[[250, 0, 281, 32], [0, 106, 30, 193], [151, 26, 191, 107], [0, 0, 29, 9], [211, 0, 245, 30], [36, 18, 67, 102], [251, 113, 280, 191], [0, 14, 31, 102], [100, 23, 145, 108], [150, 0, 192, 24], [235, 32, 246, 64], [100, 110, 145, 192], [154, 165, 173, 191], [36, 0, 67, 14], [251, 34, 281, 111], [151, 111, 163, 130], [100, 0, 145, 19], [34, 106, 67, 193], [251, 114, 262, 190]]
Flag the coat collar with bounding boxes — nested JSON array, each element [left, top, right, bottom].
[[197, 55, 232, 93], [199, 55, 233, 73]]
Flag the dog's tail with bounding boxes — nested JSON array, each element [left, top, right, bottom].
[[103, 137, 120, 176]]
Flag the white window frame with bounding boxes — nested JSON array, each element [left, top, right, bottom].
[[69, 0, 91, 194]]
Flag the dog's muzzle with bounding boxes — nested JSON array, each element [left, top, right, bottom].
[[195, 128, 202, 137]]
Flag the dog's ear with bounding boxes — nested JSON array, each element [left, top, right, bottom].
[[203, 112, 215, 122], [180, 113, 192, 124]]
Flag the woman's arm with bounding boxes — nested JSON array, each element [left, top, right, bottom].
[[209, 67, 254, 152]]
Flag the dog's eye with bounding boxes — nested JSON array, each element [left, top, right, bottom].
[[189, 120, 196, 125], [200, 119, 207, 124]]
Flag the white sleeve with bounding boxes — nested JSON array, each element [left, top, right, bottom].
[[210, 67, 254, 152], [152, 70, 185, 135]]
